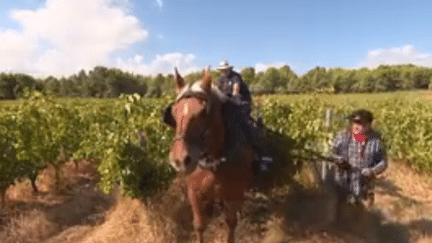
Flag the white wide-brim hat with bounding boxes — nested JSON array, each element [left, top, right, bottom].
[[217, 61, 233, 70]]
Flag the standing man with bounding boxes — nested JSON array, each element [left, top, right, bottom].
[[332, 109, 387, 211]]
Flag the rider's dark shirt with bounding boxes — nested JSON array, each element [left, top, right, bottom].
[[217, 70, 252, 104]]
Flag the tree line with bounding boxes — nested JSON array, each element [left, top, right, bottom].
[[1, 64, 432, 99], [243, 64, 432, 94]]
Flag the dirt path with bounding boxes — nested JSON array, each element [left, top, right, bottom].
[[262, 161, 432, 243], [1, 160, 431, 243]]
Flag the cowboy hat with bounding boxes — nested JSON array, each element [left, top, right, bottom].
[[217, 61, 233, 70], [348, 109, 373, 123]]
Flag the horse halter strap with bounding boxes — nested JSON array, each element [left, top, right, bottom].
[[172, 133, 187, 143]]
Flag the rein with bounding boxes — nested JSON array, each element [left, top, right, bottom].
[[248, 115, 342, 165]]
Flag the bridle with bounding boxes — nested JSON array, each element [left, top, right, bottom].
[[169, 87, 216, 158]]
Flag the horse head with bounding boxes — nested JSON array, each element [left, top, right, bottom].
[[166, 68, 225, 174]]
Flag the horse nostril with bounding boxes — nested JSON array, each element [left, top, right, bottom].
[[183, 155, 191, 166], [171, 158, 181, 171]]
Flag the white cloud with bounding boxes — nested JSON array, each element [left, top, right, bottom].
[[0, 0, 201, 78], [360, 45, 432, 68], [116, 53, 200, 75], [1, 0, 147, 77], [0, 30, 36, 72], [156, 0, 163, 8], [254, 62, 289, 73]]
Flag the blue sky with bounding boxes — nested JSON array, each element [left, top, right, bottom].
[[1, 0, 432, 77]]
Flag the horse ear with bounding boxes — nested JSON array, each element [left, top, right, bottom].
[[174, 67, 185, 94], [201, 67, 212, 92]]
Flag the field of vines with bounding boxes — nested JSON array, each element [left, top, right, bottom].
[[0, 90, 431, 202]]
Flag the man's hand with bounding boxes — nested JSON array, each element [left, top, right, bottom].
[[361, 168, 374, 178], [337, 160, 352, 171], [333, 157, 351, 171]]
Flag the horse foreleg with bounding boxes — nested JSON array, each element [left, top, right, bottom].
[[188, 187, 206, 243], [223, 200, 242, 243], [195, 226, 204, 243]]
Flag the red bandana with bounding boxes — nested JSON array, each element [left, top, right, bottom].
[[353, 133, 366, 143]]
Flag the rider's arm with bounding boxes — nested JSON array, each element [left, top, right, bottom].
[[231, 74, 243, 97]]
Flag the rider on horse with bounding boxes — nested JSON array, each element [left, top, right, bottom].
[[217, 61, 252, 115], [216, 61, 272, 187]]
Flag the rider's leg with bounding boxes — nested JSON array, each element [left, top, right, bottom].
[[239, 102, 275, 191], [220, 100, 248, 163]]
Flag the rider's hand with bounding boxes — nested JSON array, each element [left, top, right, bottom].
[[233, 83, 240, 95]]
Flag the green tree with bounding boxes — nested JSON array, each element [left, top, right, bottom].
[[279, 65, 298, 92], [241, 67, 256, 86], [255, 67, 287, 93], [0, 73, 17, 99], [352, 68, 375, 93], [43, 76, 61, 95]]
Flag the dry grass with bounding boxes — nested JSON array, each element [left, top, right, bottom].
[[81, 194, 177, 243], [0, 160, 113, 243], [0, 209, 57, 243], [260, 161, 432, 243], [1, 159, 432, 243]]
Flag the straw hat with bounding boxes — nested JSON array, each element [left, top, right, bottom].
[[217, 61, 233, 70]]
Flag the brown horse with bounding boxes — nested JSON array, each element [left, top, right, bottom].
[[165, 68, 255, 243]]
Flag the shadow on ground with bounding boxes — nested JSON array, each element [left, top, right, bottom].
[[262, 177, 432, 243], [145, 171, 432, 243]]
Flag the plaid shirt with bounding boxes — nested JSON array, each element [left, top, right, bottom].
[[332, 130, 387, 198]]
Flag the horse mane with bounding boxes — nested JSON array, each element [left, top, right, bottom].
[[175, 80, 227, 104]]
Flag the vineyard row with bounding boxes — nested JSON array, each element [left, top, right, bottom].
[[0, 92, 430, 203]]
